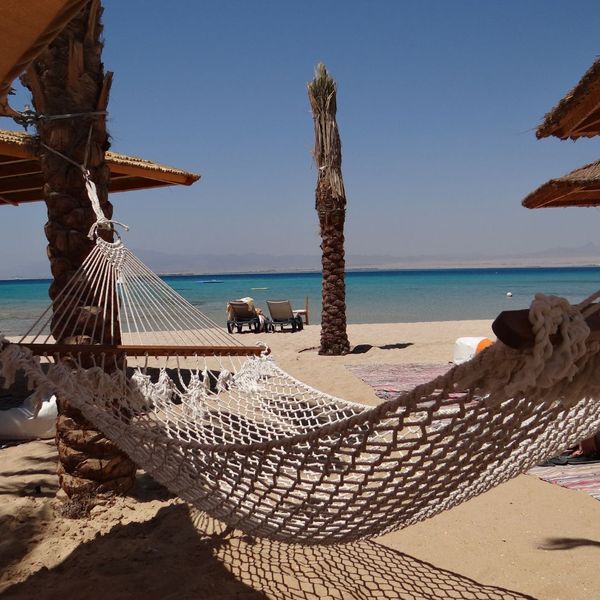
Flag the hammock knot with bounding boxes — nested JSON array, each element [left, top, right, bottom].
[[88, 218, 130, 241], [504, 293, 590, 404], [95, 237, 126, 271], [217, 370, 233, 392], [83, 171, 130, 240], [186, 372, 209, 408], [446, 293, 593, 410], [256, 341, 271, 356]]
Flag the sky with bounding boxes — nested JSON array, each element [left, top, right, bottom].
[[3, 0, 600, 277]]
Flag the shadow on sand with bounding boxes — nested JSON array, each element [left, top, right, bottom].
[[1, 441, 532, 599], [196, 509, 534, 600], [540, 537, 600, 551], [350, 342, 413, 354], [1, 499, 533, 600], [299, 342, 414, 354]]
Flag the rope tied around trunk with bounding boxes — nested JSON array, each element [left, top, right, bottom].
[[13, 106, 107, 130], [38, 137, 129, 239], [83, 173, 129, 240]]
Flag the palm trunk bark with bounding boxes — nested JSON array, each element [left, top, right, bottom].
[[308, 64, 350, 356], [22, 0, 135, 497]]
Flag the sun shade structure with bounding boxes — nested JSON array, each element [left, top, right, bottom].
[[0, 0, 90, 117], [0, 130, 200, 205], [523, 160, 600, 209], [537, 56, 600, 140]]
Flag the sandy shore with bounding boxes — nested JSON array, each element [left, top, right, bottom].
[[1, 321, 599, 599]]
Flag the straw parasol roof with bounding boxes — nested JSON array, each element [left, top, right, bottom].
[[0, 130, 200, 206], [522, 160, 600, 209], [537, 56, 600, 140], [0, 0, 90, 117]]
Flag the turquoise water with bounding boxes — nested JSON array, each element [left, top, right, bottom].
[[1, 267, 600, 336]]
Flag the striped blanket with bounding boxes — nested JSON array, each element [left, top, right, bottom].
[[528, 463, 600, 501]]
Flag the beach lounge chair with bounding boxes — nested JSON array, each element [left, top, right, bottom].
[[226, 300, 261, 333], [267, 300, 304, 332], [293, 296, 309, 325]]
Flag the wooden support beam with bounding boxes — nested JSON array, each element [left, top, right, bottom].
[[0, 177, 170, 204], [576, 114, 600, 133], [564, 100, 600, 139], [0, 156, 34, 165], [107, 162, 198, 186], [540, 186, 586, 206], [0, 160, 41, 178], [0, 190, 43, 204], [18, 343, 265, 357], [0, 172, 44, 193], [108, 178, 170, 193], [0, 185, 42, 195]]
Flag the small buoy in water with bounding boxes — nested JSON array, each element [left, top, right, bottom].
[[506, 291, 513, 298]]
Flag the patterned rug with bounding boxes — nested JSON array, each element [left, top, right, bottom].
[[347, 362, 600, 501], [528, 463, 600, 501], [346, 363, 451, 401]]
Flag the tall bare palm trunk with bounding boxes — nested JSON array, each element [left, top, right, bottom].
[[308, 64, 350, 356], [22, 0, 135, 497]]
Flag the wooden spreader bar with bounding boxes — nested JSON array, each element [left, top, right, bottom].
[[492, 306, 600, 350], [19, 343, 265, 357]]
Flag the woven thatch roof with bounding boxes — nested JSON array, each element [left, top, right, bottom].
[[0, 0, 89, 116], [522, 160, 600, 209], [537, 57, 600, 140], [0, 130, 200, 205]]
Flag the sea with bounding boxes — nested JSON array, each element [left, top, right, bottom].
[[1, 266, 600, 336]]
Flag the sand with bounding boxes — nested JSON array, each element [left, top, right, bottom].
[[1, 320, 599, 599]]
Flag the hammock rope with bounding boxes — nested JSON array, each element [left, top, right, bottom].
[[1, 168, 600, 545]]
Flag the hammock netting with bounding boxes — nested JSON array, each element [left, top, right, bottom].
[[2, 197, 600, 545]]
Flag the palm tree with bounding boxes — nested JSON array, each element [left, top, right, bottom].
[[307, 64, 350, 355], [22, 0, 136, 497]]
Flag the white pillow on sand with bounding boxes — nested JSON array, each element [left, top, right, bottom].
[[0, 394, 57, 440]]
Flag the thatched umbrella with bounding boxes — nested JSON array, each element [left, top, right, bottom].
[[308, 64, 350, 356], [522, 160, 600, 209], [537, 56, 600, 140], [0, 129, 199, 206], [0, 0, 90, 117], [526, 56, 600, 209]]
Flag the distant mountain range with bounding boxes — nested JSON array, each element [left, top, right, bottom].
[[136, 242, 600, 275], [4, 243, 600, 280]]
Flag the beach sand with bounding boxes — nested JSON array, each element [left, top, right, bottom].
[[1, 321, 599, 599]]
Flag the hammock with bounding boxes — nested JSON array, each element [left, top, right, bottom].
[[2, 176, 600, 545]]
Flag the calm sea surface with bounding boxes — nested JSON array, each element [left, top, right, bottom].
[[1, 267, 599, 336]]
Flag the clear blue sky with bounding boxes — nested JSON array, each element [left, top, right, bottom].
[[3, 0, 600, 277]]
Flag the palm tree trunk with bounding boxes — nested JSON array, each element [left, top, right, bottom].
[[22, 0, 135, 497], [308, 64, 350, 356], [317, 182, 350, 355]]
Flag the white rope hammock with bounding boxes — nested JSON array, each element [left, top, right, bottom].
[[2, 173, 600, 545]]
